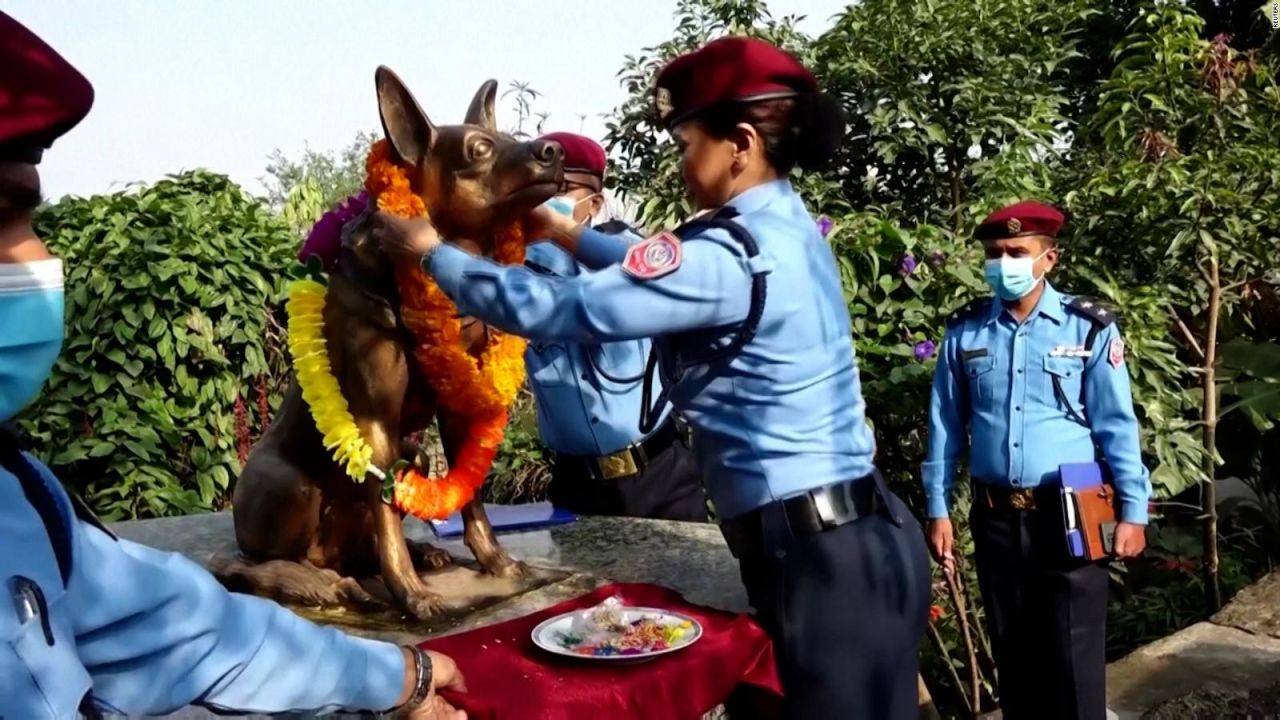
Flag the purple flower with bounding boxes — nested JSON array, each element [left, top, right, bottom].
[[298, 191, 369, 271], [816, 215, 834, 238], [927, 249, 946, 267], [898, 254, 919, 277], [914, 340, 937, 361]]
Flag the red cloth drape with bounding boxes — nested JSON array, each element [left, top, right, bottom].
[[418, 582, 781, 720]]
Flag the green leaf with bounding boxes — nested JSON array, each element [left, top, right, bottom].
[[90, 373, 112, 394]]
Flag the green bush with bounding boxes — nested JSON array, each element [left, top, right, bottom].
[[22, 171, 296, 520]]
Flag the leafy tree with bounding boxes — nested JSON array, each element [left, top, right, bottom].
[[23, 172, 296, 520], [1061, 5, 1280, 606], [812, 0, 1100, 230], [263, 130, 379, 233]]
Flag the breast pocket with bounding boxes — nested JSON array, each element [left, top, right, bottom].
[[526, 343, 576, 388], [1, 576, 92, 720], [963, 355, 996, 402], [588, 341, 647, 387], [1042, 356, 1085, 411]]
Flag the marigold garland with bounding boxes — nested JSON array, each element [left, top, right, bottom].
[[288, 140, 529, 521], [362, 139, 528, 520]]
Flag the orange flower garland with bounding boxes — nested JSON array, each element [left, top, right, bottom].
[[364, 139, 528, 520]]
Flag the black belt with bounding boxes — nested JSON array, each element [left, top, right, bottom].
[[974, 482, 1060, 512], [561, 418, 684, 481], [724, 474, 883, 547]]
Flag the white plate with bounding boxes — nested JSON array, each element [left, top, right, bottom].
[[531, 606, 703, 662]]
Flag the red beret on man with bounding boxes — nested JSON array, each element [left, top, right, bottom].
[[654, 37, 817, 128], [975, 200, 1066, 241], [539, 131, 606, 192], [0, 11, 95, 164]]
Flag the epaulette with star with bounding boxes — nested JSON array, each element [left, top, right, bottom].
[[946, 298, 991, 327], [1066, 296, 1117, 327]]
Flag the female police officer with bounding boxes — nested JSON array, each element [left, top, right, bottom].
[[372, 37, 931, 718]]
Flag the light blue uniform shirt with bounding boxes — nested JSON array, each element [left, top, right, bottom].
[[0, 455, 404, 718], [922, 282, 1152, 523], [427, 179, 876, 520], [523, 228, 672, 456]]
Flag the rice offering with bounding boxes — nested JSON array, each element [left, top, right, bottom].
[[555, 596, 696, 657]]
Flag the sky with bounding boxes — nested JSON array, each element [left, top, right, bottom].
[[10, 1, 848, 201]]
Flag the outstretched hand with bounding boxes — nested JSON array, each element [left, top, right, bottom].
[[369, 211, 442, 263], [523, 203, 583, 252]]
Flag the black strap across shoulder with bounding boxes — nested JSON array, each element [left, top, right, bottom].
[[638, 207, 769, 434], [0, 423, 73, 584], [1055, 296, 1117, 429]]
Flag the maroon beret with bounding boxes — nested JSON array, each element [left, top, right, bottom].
[[539, 131, 606, 191], [0, 11, 94, 164], [654, 37, 817, 128], [976, 200, 1065, 241]]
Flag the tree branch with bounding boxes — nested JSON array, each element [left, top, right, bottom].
[[926, 620, 974, 716], [1223, 277, 1254, 294], [944, 569, 982, 711], [1170, 308, 1206, 359]]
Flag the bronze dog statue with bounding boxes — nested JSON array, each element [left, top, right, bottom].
[[212, 67, 563, 619]]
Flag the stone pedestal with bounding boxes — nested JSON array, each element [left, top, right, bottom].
[[108, 511, 746, 717]]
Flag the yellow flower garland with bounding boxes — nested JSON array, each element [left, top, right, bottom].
[[285, 279, 376, 481]]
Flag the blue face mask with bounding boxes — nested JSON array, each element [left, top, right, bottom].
[[543, 194, 595, 223], [0, 259, 65, 422], [984, 250, 1049, 301]]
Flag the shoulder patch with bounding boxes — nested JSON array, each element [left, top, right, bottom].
[[946, 298, 991, 327], [1108, 336, 1125, 368], [1067, 296, 1117, 326], [622, 231, 683, 280]]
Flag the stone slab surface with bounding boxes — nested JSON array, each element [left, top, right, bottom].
[[106, 511, 744, 718], [1107, 621, 1280, 715], [1212, 569, 1280, 641]]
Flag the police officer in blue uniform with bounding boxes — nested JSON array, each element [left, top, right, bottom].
[[0, 12, 465, 719], [372, 36, 931, 719], [526, 131, 707, 522], [922, 201, 1151, 720]]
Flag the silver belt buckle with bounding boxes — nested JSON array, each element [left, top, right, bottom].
[[812, 481, 860, 528], [812, 483, 849, 527]]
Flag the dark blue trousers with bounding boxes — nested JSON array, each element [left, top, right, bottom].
[[970, 502, 1109, 720], [725, 484, 931, 719]]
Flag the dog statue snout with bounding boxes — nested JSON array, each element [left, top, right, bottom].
[[531, 139, 563, 166]]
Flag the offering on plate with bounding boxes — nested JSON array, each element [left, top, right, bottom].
[[569, 595, 627, 635], [554, 597, 697, 657]]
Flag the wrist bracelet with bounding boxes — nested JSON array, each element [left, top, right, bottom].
[[383, 645, 433, 717]]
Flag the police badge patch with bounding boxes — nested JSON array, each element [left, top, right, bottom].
[[623, 231, 682, 280], [1108, 337, 1125, 368]]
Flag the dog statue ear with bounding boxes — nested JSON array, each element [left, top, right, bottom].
[[375, 66, 437, 165], [464, 79, 498, 132]]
